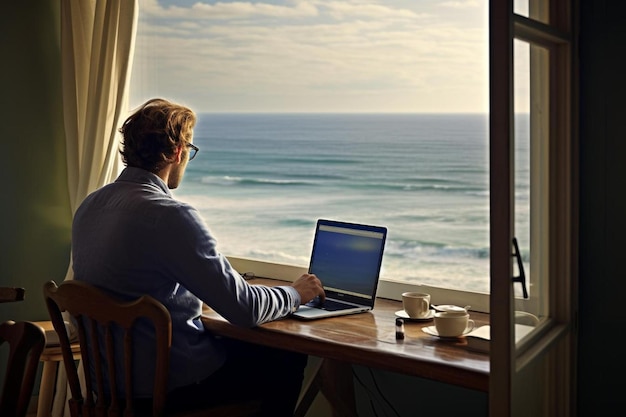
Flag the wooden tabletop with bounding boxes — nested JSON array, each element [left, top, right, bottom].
[[201, 278, 490, 391]]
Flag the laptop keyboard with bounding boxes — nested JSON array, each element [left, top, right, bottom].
[[306, 298, 354, 311]]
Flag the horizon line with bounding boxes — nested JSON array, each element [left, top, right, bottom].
[[192, 111, 529, 115]]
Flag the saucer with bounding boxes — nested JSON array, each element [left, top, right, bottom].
[[432, 304, 467, 313], [394, 310, 434, 321], [422, 325, 472, 339]]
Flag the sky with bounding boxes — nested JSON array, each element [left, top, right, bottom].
[[130, 0, 492, 113]]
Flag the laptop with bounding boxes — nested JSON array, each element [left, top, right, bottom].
[[292, 219, 387, 320]]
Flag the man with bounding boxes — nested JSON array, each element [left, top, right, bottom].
[[71, 98, 325, 416]]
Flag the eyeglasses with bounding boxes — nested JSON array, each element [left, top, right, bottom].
[[187, 143, 199, 161]]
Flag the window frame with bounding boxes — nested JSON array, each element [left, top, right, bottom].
[[508, 5, 577, 356], [489, 0, 578, 414]]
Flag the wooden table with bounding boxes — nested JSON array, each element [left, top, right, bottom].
[[201, 278, 490, 415], [0, 287, 25, 302]]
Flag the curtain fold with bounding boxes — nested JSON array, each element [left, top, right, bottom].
[[53, 1, 138, 416], [62, 0, 137, 224]]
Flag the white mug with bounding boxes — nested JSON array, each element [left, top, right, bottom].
[[434, 312, 475, 337], [402, 292, 431, 319]]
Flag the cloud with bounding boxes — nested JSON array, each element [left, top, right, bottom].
[[440, 0, 481, 9], [142, 0, 319, 19], [132, 0, 489, 112], [316, 0, 424, 20]]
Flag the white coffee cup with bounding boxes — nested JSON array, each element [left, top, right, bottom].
[[402, 292, 431, 319], [434, 311, 475, 337]]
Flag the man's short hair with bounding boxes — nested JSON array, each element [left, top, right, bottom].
[[119, 98, 197, 172]]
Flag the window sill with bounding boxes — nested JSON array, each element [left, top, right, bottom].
[[226, 256, 490, 313]]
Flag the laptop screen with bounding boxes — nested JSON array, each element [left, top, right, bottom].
[[308, 219, 387, 305]]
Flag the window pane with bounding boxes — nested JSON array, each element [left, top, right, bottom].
[[514, 0, 529, 19], [514, 40, 530, 301], [131, 0, 491, 293], [513, 39, 549, 333], [514, 0, 550, 25]]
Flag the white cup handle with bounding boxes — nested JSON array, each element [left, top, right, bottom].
[[466, 319, 475, 333]]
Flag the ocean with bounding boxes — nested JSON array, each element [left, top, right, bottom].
[[173, 113, 528, 294]]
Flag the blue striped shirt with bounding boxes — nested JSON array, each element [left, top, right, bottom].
[[72, 167, 300, 396]]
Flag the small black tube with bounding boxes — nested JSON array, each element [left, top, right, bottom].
[[395, 318, 405, 340]]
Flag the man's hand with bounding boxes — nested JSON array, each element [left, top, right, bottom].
[[291, 273, 325, 305]]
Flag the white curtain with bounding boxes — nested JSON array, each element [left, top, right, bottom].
[[62, 0, 138, 276], [52, 1, 138, 416]]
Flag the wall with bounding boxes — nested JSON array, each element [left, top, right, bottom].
[[0, 0, 72, 396], [578, 0, 626, 414], [0, 2, 71, 319]]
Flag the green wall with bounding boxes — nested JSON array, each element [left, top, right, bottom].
[[0, 2, 70, 322], [0, 0, 70, 394]]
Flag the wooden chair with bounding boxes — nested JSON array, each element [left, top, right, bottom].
[[0, 320, 46, 417], [43, 280, 260, 417]]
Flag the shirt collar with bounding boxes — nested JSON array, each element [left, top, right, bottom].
[[117, 167, 172, 197]]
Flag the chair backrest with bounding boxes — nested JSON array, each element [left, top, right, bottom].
[[0, 320, 46, 417], [43, 280, 172, 417]]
